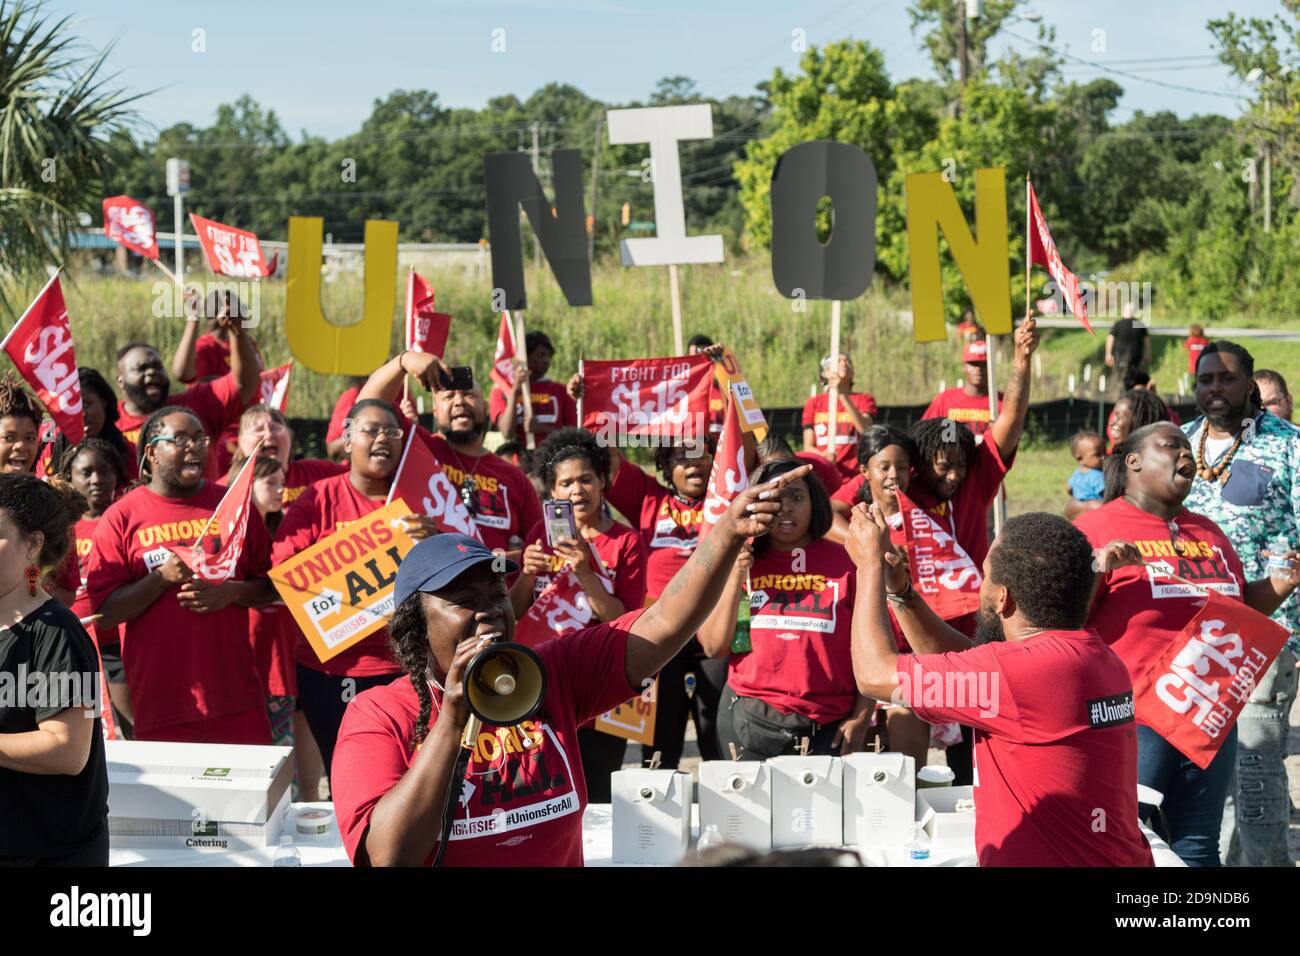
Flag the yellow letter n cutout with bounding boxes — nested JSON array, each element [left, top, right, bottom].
[[286, 217, 398, 374], [905, 168, 1010, 343]]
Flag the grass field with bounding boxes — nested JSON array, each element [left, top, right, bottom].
[[1003, 441, 1077, 517]]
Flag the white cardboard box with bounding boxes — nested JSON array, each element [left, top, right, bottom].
[[842, 752, 916, 849], [768, 755, 843, 848], [108, 787, 290, 851], [106, 740, 293, 829], [698, 761, 772, 851], [917, 785, 977, 851], [611, 769, 692, 865]]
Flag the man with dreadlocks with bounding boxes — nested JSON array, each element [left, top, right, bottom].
[[85, 406, 278, 744], [330, 465, 808, 867], [1182, 341, 1300, 867]]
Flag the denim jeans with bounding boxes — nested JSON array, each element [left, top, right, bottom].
[[1219, 649, 1297, 866], [1138, 723, 1237, 867]]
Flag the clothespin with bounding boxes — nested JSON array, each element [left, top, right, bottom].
[[798, 736, 810, 756], [728, 743, 739, 761], [646, 750, 662, 771], [873, 735, 882, 753]]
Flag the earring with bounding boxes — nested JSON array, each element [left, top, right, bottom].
[[25, 564, 39, 597]]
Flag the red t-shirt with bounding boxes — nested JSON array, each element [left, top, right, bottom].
[[832, 472, 868, 506], [605, 459, 701, 601], [922, 387, 1002, 439], [793, 451, 843, 494], [728, 539, 857, 723], [412, 427, 543, 555], [801, 391, 879, 479], [193, 333, 230, 381], [901, 632, 1154, 867], [1074, 498, 1247, 715], [283, 458, 348, 506], [271, 472, 403, 678], [524, 518, 647, 618], [249, 603, 297, 698], [85, 483, 270, 739], [907, 437, 1011, 579], [117, 372, 246, 480], [326, 386, 364, 445], [69, 516, 121, 651], [1184, 336, 1209, 376], [488, 380, 577, 443], [332, 609, 643, 867]]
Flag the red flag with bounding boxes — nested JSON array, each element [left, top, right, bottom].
[[386, 429, 484, 541], [1133, 588, 1289, 769], [514, 570, 596, 648], [174, 451, 258, 582], [1027, 181, 1093, 334], [700, 394, 748, 541], [1, 274, 84, 444], [102, 195, 159, 260], [579, 355, 714, 442], [258, 361, 292, 412], [189, 213, 277, 278], [896, 488, 982, 621], [489, 311, 517, 392], [405, 270, 451, 357]]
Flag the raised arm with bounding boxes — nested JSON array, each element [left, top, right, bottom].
[[362, 351, 451, 407], [226, 318, 262, 405], [624, 466, 808, 685], [696, 545, 751, 658], [172, 294, 203, 383], [989, 314, 1040, 464]]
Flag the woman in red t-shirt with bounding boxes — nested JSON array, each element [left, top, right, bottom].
[[226, 404, 346, 505], [56, 438, 130, 739], [509, 427, 647, 801], [699, 459, 875, 759], [1076, 422, 1300, 866], [271, 399, 440, 773]]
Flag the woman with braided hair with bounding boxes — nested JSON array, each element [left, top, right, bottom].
[[0, 375, 43, 476], [85, 406, 278, 743], [44, 368, 137, 483]]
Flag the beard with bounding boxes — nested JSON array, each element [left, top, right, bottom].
[[439, 416, 486, 444], [123, 379, 167, 413], [1203, 396, 1249, 431], [972, 607, 1006, 646]]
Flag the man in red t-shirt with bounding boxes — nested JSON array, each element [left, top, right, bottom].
[[86, 407, 279, 744], [922, 338, 1002, 440], [330, 465, 802, 867], [360, 351, 543, 560], [801, 353, 877, 481], [846, 506, 1154, 867], [115, 319, 260, 479], [1184, 324, 1209, 378], [489, 330, 577, 445]]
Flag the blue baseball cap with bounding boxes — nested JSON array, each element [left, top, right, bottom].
[[393, 534, 519, 608]]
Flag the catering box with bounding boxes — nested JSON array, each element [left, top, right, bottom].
[[105, 740, 293, 850], [916, 785, 977, 852], [698, 761, 771, 851], [768, 755, 842, 848], [842, 752, 915, 849], [610, 769, 692, 865]]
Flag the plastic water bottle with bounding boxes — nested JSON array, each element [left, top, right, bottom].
[[697, 824, 724, 852], [273, 834, 302, 867], [905, 822, 931, 861], [1267, 536, 1294, 580]]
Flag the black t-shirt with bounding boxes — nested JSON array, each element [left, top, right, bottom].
[[0, 599, 109, 858], [1110, 319, 1148, 366]]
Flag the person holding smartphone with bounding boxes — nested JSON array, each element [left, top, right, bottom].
[[508, 427, 647, 800]]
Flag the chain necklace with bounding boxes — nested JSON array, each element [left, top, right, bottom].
[[1196, 423, 1247, 484]]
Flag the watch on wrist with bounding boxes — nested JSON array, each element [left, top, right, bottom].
[[885, 580, 916, 606]]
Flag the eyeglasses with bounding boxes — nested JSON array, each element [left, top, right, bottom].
[[149, 433, 210, 450], [353, 424, 404, 441]]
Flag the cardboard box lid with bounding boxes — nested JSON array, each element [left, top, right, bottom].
[[698, 760, 766, 791], [106, 740, 292, 778], [843, 752, 915, 784], [767, 754, 841, 785], [612, 769, 690, 804]]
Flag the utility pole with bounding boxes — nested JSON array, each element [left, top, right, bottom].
[[957, 1, 969, 87], [1264, 93, 1272, 233], [531, 121, 541, 270], [588, 115, 603, 265]]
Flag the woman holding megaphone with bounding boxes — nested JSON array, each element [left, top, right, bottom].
[[330, 464, 808, 867]]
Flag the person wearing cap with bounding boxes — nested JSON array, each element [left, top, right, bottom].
[[801, 353, 877, 482], [329, 465, 806, 867], [921, 338, 1004, 441]]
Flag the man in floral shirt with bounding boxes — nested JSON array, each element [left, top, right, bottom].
[[1183, 341, 1300, 867]]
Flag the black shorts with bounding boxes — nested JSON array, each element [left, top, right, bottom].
[[99, 645, 126, 684]]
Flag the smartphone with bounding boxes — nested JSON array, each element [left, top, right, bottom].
[[543, 499, 577, 548], [437, 365, 474, 392]]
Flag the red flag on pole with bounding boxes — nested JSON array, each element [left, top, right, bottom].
[[1, 274, 84, 444], [102, 195, 160, 260], [514, 569, 597, 648], [387, 429, 484, 541], [895, 488, 982, 621], [189, 213, 277, 278], [700, 395, 749, 541], [1027, 181, 1093, 334], [405, 270, 451, 357], [174, 450, 259, 582], [489, 311, 517, 392], [258, 361, 292, 412]]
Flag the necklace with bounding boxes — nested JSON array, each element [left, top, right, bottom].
[[1196, 423, 1247, 484]]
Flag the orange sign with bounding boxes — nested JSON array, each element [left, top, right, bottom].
[[268, 498, 416, 663], [714, 350, 767, 437], [594, 678, 658, 745]]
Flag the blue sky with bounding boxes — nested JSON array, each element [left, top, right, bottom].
[[48, 0, 1279, 139]]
